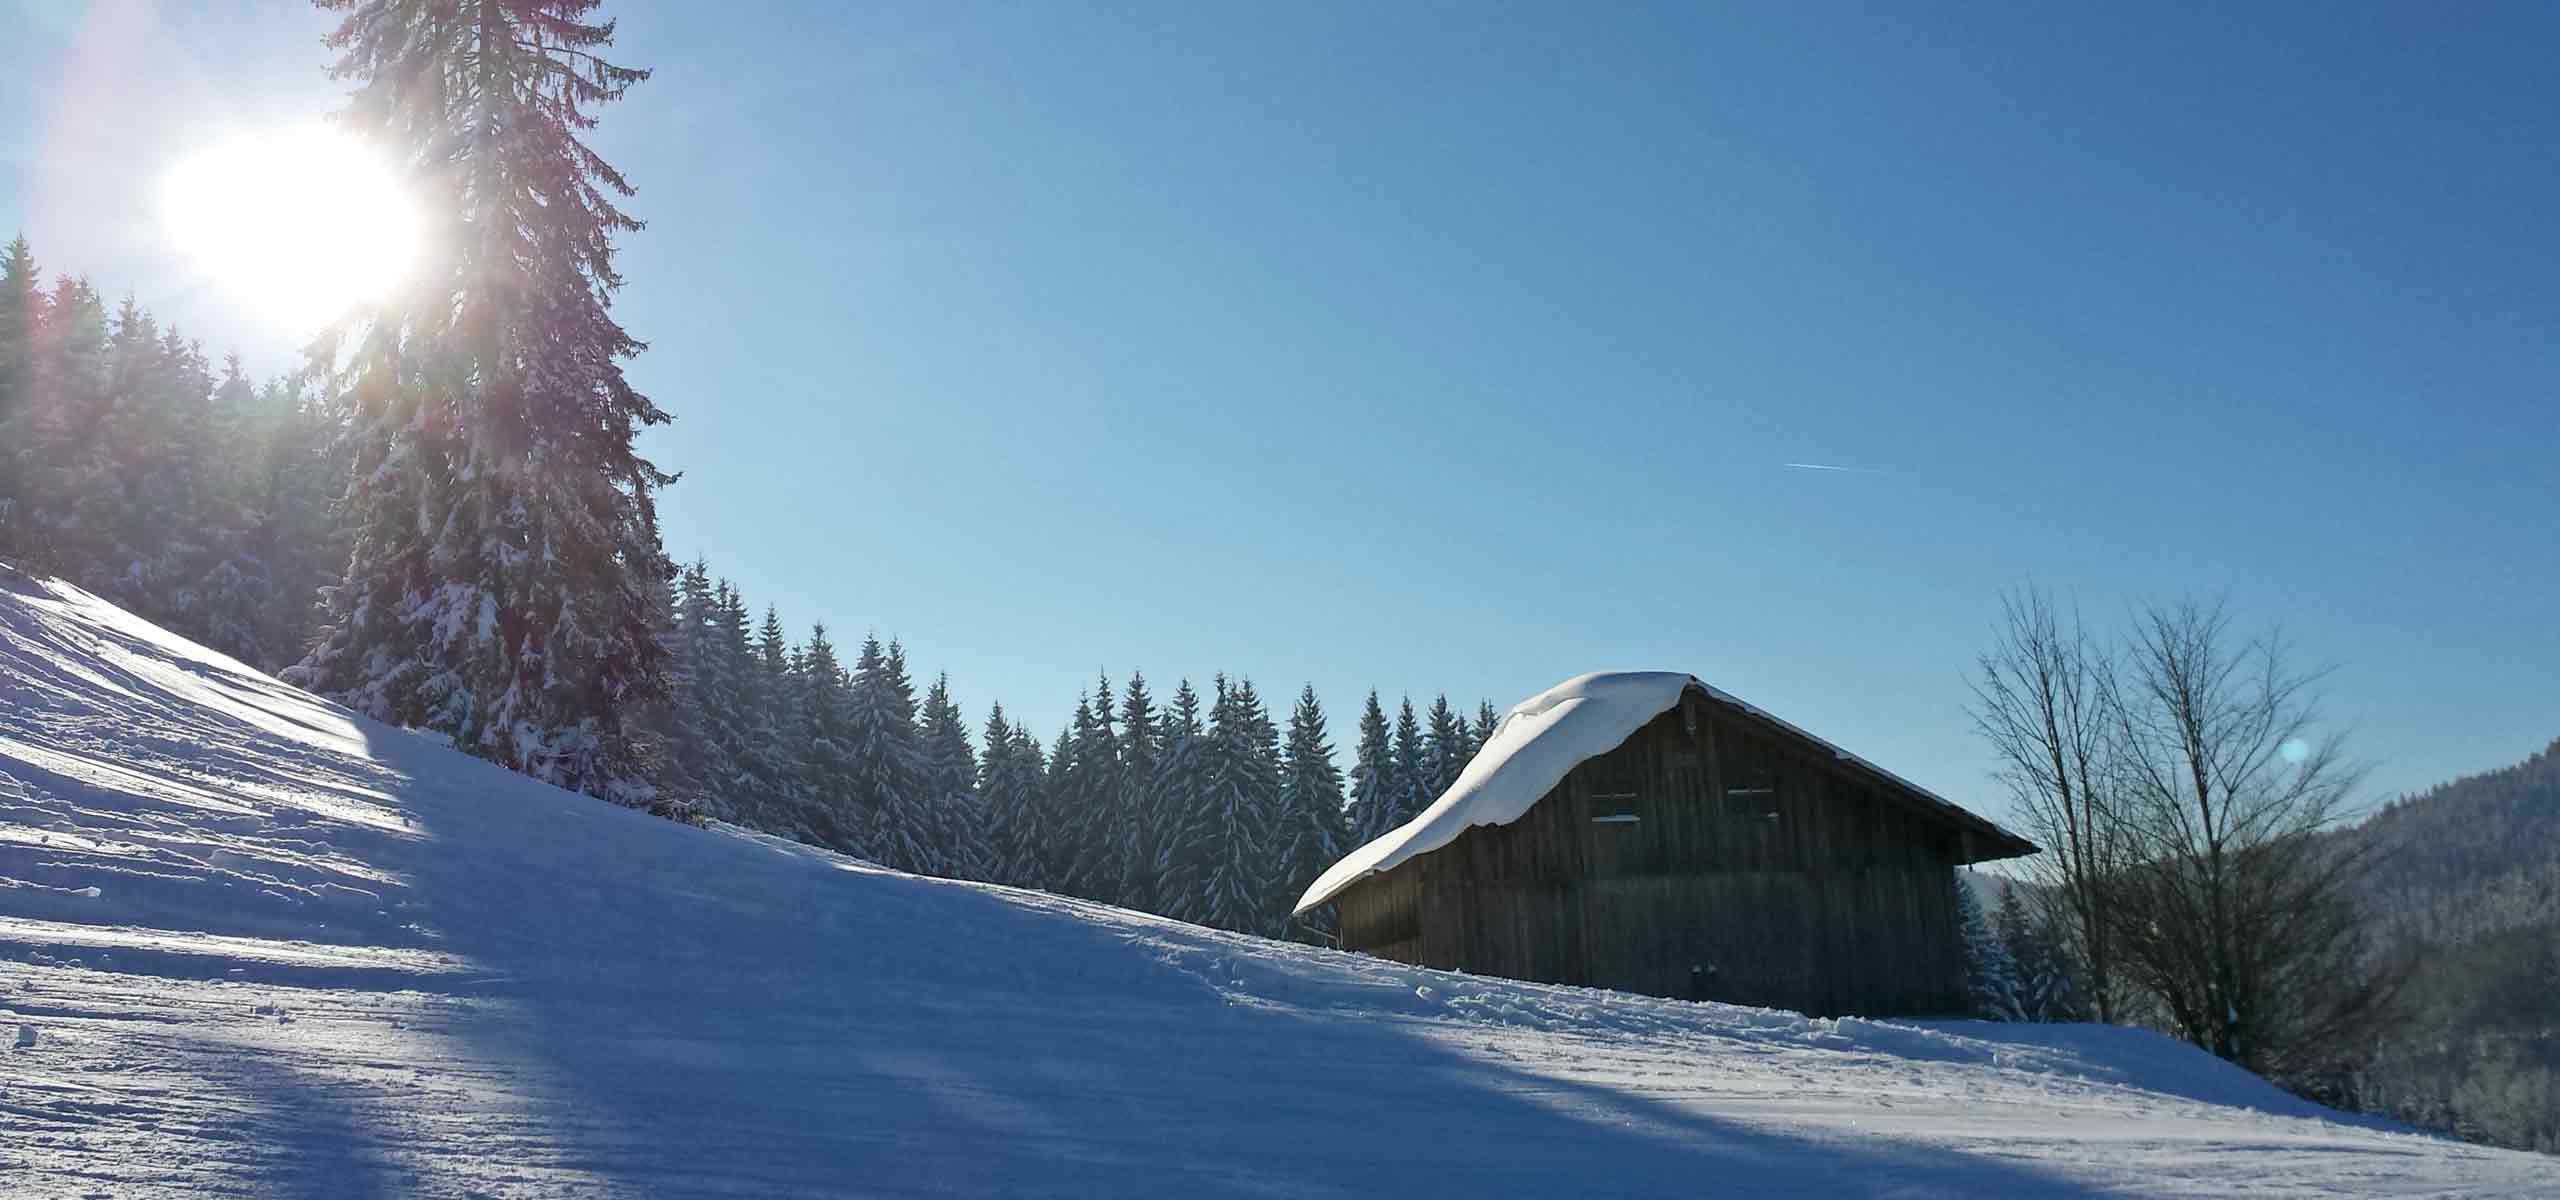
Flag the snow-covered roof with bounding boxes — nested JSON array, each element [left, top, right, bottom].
[[1294, 671, 2033, 915]]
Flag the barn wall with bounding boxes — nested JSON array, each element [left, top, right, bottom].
[[1335, 870, 1424, 967], [1347, 695, 1973, 1016]]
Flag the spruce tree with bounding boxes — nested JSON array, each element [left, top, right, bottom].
[[1958, 871, 2025, 1021], [1114, 672, 1161, 911], [138, 326, 217, 620], [13, 276, 105, 572], [299, 0, 674, 801], [69, 295, 183, 592], [189, 354, 282, 665], [793, 625, 859, 850], [917, 673, 989, 881], [1056, 687, 1127, 902], [0, 235, 36, 418], [1423, 694, 1467, 803], [1344, 690, 1395, 845], [1389, 697, 1430, 827], [1039, 724, 1078, 890], [242, 373, 351, 671], [1165, 677, 1282, 936], [1996, 883, 2078, 1022], [739, 605, 804, 837], [1146, 679, 1209, 917], [663, 560, 719, 810], [0, 235, 41, 554], [703, 581, 757, 812], [981, 706, 1047, 889], [1470, 701, 1500, 761], [1272, 684, 1350, 937], [847, 637, 929, 872]]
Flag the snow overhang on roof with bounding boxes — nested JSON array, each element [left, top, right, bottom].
[[1293, 670, 2034, 916]]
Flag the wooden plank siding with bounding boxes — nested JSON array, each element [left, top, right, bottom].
[[1333, 689, 1979, 1017]]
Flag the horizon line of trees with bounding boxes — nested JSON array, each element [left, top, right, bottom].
[[648, 555, 1504, 935]]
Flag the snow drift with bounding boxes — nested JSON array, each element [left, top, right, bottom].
[[1, 567, 2547, 1197]]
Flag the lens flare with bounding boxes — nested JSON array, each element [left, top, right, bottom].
[[160, 125, 420, 332]]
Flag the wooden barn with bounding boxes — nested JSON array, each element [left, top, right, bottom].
[[1295, 672, 2035, 1017]]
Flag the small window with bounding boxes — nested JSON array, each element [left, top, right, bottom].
[[1591, 790, 1640, 824], [1725, 757, 1780, 822]]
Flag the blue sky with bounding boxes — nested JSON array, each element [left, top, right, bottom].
[[6, 1, 2554, 818]]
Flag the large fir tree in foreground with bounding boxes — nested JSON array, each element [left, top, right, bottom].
[[296, 0, 674, 800]]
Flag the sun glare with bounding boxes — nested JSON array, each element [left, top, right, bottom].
[[161, 125, 420, 333]]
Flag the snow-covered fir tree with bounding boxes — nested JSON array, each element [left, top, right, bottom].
[[1113, 673, 1161, 911], [296, 0, 674, 801], [847, 637, 930, 872], [1344, 690, 1395, 846], [702, 583, 757, 812], [1163, 677, 1282, 936], [738, 606, 805, 837], [1272, 684, 1350, 938], [793, 626, 860, 850], [1422, 694, 1468, 803], [1145, 679, 1210, 912], [4, 275, 103, 572], [661, 561, 722, 811], [1389, 697, 1430, 827], [1957, 870, 2026, 1021], [1996, 882, 2079, 1022], [194, 362, 339, 672], [980, 703, 1047, 888], [1060, 677, 1131, 904], [917, 673, 989, 881], [0, 235, 43, 553], [1037, 724, 1079, 889]]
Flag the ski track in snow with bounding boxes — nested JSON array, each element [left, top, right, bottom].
[[0, 568, 2550, 1198]]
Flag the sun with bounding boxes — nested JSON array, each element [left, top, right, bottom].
[[161, 124, 420, 333]]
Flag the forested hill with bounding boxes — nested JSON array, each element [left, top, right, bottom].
[[2352, 736, 2560, 947], [2343, 736, 2560, 1152]]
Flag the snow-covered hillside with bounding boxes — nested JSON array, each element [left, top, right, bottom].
[[0, 568, 2547, 1198]]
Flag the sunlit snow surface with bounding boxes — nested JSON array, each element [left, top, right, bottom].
[[0, 567, 2546, 1197]]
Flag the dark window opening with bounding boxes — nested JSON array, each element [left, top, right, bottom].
[[1725, 749, 1781, 822]]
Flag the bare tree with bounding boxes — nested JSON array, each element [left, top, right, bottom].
[[2105, 598, 2396, 1082], [1968, 587, 2128, 1021]]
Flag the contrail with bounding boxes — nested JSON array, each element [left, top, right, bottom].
[[1783, 462, 1879, 474]]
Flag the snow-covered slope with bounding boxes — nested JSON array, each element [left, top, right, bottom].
[[0, 569, 2547, 1198]]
